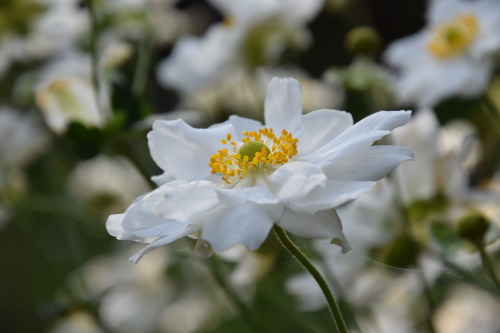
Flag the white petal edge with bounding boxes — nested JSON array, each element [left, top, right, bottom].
[[148, 119, 235, 181], [264, 77, 303, 134], [277, 208, 351, 253]]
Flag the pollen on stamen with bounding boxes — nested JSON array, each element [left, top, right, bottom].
[[208, 128, 299, 184]]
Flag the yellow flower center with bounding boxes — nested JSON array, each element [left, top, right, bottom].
[[209, 128, 298, 184], [427, 14, 479, 60]]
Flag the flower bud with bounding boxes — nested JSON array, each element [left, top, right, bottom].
[[346, 26, 381, 57], [456, 211, 490, 244]]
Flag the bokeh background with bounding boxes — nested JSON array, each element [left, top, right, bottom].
[[1, 0, 500, 332]]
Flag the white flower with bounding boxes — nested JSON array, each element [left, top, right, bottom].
[[66, 155, 151, 216], [0, 106, 49, 169], [36, 77, 104, 134], [384, 0, 500, 107], [0, 0, 88, 77], [107, 77, 413, 262], [156, 0, 324, 94]]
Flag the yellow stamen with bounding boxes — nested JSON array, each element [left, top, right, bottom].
[[427, 14, 479, 60], [208, 128, 299, 184]]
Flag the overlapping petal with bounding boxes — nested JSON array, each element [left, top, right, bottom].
[[296, 109, 353, 156], [148, 119, 236, 181], [287, 180, 376, 215], [201, 201, 283, 252], [277, 208, 351, 253], [299, 111, 412, 167]]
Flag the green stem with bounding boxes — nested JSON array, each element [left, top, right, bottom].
[[132, 7, 153, 100], [417, 269, 437, 333], [477, 242, 500, 290], [273, 225, 349, 333], [87, 0, 106, 119], [442, 258, 500, 298]]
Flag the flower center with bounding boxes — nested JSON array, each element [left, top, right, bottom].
[[427, 14, 479, 60], [209, 128, 298, 184]]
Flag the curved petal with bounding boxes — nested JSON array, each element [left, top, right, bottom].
[[201, 203, 282, 252], [120, 184, 192, 239], [300, 111, 412, 167], [148, 119, 236, 181], [107, 213, 136, 240], [288, 180, 375, 214], [154, 181, 220, 222], [266, 161, 326, 202], [128, 225, 196, 263], [296, 109, 353, 156], [277, 208, 351, 253], [264, 77, 302, 134], [323, 145, 414, 181]]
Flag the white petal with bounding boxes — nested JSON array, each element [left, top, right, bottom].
[[264, 77, 303, 134], [148, 119, 235, 181], [301, 110, 412, 167], [323, 145, 414, 181], [212, 115, 262, 140], [155, 181, 220, 222], [267, 161, 326, 202], [277, 209, 351, 253], [296, 109, 353, 155], [215, 185, 279, 206], [201, 203, 282, 252], [128, 226, 196, 263], [106, 214, 136, 240], [288, 180, 375, 214], [120, 185, 192, 239]]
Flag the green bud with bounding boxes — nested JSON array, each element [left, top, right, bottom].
[[456, 211, 490, 244], [346, 26, 381, 57]]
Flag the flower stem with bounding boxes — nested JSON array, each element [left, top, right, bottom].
[[132, 3, 153, 100], [86, 0, 106, 119], [476, 242, 500, 290], [273, 225, 349, 333]]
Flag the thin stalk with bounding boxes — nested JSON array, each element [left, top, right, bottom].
[[273, 225, 349, 333], [442, 258, 500, 298], [417, 268, 437, 333], [86, 0, 106, 119], [477, 242, 500, 290], [132, 8, 153, 99]]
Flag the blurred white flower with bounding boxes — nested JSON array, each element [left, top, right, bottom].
[[433, 285, 500, 333], [36, 77, 104, 134], [157, 0, 324, 94], [107, 77, 412, 262], [49, 310, 103, 333], [179, 67, 344, 123], [384, 0, 500, 107], [0, 0, 88, 77], [0, 106, 49, 169], [0, 106, 49, 228], [66, 155, 151, 216]]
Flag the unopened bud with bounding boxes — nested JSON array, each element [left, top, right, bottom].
[[346, 26, 381, 57], [456, 211, 490, 244]]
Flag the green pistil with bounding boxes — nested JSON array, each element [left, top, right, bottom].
[[238, 141, 270, 161]]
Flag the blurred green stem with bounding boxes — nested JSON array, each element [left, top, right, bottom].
[[87, 0, 106, 119], [274, 225, 348, 333], [481, 94, 500, 131], [477, 242, 500, 290], [132, 5, 153, 100]]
